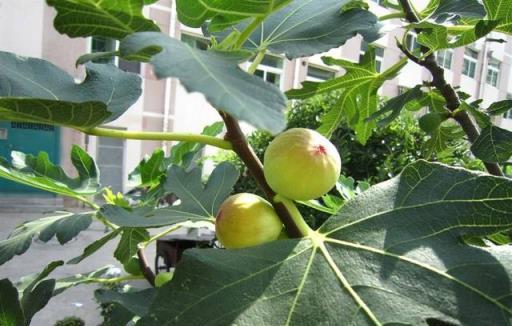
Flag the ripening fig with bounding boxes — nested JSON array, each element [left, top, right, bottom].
[[264, 128, 341, 200], [155, 271, 174, 287], [216, 193, 283, 249]]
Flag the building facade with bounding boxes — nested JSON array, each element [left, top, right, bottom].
[[0, 0, 511, 204]]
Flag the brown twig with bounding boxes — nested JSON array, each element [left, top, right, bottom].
[[220, 112, 303, 238], [397, 0, 503, 177], [137, 248, 156, 286]]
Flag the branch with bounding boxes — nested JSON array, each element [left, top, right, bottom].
[[397, 0, 503, 177], [84, 127, 233, 150], [137, 248, 156, 286], [220, 112, 305, 238]]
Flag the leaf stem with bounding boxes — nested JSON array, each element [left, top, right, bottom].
[[397, 0, 503, 177], [84, 127, 233, 150], [235, 17, 264, 49], [87, 274, 145, 284], [379, 12, 405, 21], [248, 50, 266, 74]]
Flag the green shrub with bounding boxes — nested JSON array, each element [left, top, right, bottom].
[[54, 317, 85, 326]]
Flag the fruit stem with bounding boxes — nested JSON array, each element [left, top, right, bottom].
[[273, 195, 312, 237]]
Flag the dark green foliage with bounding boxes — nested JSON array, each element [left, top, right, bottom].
[[54, 316, 85, 326]]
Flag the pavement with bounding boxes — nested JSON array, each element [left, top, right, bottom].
[[0, 211, 156, 326]]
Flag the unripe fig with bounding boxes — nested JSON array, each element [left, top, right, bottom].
[[155, 272, 174, 287], [216, 193, 283, 249], [264, 128, 341, 200]]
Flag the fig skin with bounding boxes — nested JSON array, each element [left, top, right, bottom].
[[264, 128, 341, 200], [216, 193, 283, 249], [155, 272, 174, 287]]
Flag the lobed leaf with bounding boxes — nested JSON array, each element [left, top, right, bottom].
[[46, 0, 160, 39], [0, 51, 142, 128], [0, 279, 25, 326], [102, 162, 239, 227], [471, 125, 512, 163], [138, 161, 512, 325], [287, 51, 407, 143], [0, 212, 93, 265], [114, 228, 150, 265], [214, 0, 381, 59], [119, 32, 286, 133], [0, 145, 99, 198], [483, 0, 512, 35]]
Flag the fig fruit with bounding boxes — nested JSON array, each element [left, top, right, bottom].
[[216, 193, 283, 249], [264, 128, 341, 200], [155, 271, 174, 287]]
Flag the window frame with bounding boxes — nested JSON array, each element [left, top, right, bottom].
[[306, 64, 336, 82], [435, 49, 454, 70], [486, 58, 500, 87], [462, 48, 478, 78], [359, 42, 384, 73], [251, 54, 284, 89]]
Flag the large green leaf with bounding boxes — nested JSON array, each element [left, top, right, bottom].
[[138, 161, 512, 325], [0, 279, 25, 326], [0, 212, 93, 265], [215, 0, 381, 59], [287, 51, 407, 143], [18, 261, 63, 325], [114, 228, 149, 265], [119, 32, 286, 133], [423, 0, 486, 22], [102, 162, 239, 227], [95, 288, 156, 317], [415, 19, 499, 51], [129, 148, 167, 188], [176, 0, 290, 28], [368, 85, 423, 127], [46, 0, 160, 39], [0, 51, 142, 128], [471, 125, 512, 163], [483, 0, 512, 35], [0, 146, 99, 198]]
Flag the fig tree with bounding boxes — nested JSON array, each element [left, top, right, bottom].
[[216, 193, 283, 249], [264, 128, 341, 200]]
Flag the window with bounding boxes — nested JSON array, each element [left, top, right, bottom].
[[306, 65, 336, 82], [91, 37, 116, 63], [360, 42, 384, 72], [486, 58, 500, 87], [181, 33, 209, 50], [252, 55, 283, 87], [405, 32, 420, 53], [90, 37, 140, 73], [462, 48, 478, 78], [436, 49, 453, 69], [97, 132, 125, 193]]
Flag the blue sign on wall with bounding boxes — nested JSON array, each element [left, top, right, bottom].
[[0, 121, 60, 194]]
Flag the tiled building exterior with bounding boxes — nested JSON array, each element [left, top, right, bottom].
[[0, 0, 511, 201]]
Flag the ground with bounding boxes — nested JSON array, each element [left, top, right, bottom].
[[0, 212, 155, 326]]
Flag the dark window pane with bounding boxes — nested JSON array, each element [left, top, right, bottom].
[[118, 59, 141, 73]]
